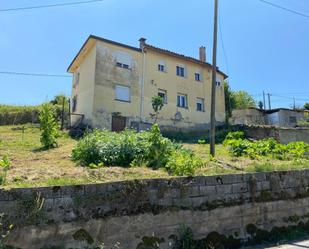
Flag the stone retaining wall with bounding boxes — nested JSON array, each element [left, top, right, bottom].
[[1, 170, 309, 248]]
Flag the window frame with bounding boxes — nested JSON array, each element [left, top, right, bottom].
[[115, 85, 131, 102], [176, 66, 185, 77], [196, 98, 205, 112], [195, 72, 201, 82], [177, 93, 188, 108], [116, 62, 130, 69], [158, 64, 165, 72], [158, 89, 168, 103]]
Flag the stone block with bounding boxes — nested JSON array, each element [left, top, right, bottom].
[[36, 186, 61, 199], [190, 176, 206, 186], [232, 183, 249, 194], [190, 196, 208, 207], [216, 184, 233, 195], [204, 176, 217, 185], [172, 197, 191, 208], [185, 186, 200, 197], [0, 189, 9, 201], [199, 185, 216, 196], [220, 174, 243, 184], [256, 181, 270, 191], [164, 188, 180, 199]]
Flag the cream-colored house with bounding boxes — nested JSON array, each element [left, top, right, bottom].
[[68, 35, 227, 132]]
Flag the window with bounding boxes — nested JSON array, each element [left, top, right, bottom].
[[116, 62, 130, 69], [176, 66, 185, 77], [115, 85, 130, 102], [158, 64, 165, 72], [158, 89, 167, 103], [114, 51, 131, 69], [195, 72, 201, 81], [216, 76, 221, 87], [196, 98, 204, 112], [177, 94, 187, 108], [72, 95, 77, 112]]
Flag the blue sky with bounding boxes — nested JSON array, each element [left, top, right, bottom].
[[0, 0, 308, 108]]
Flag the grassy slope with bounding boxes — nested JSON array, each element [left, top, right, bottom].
[[0, 124, 308, 188]]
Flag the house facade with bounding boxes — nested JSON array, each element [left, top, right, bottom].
[[68, 35, 227, 132], [230, 107, 308, 128]]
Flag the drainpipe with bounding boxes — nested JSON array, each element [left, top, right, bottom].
[[139, 38, 147, 123]]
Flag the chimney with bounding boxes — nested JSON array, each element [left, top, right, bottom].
[[199, 46, 206, 62], [139, 37, 146, 49]]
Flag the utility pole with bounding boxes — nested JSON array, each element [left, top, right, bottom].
[[267, 93, 271, 110], [293, 98, 296, 109], [263, 91, 266, 110], [210, 0, 219, 157]]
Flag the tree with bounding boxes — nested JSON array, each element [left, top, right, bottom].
[[50, 94, 69, 106], [224, 82, 235, 122], [151, 96, 164, 123], [231, 91, 256, 109], [304, 103, 309, 110], [39, 103, 59, 149], [224, 82, 256, 124], [258, 101, 263, 110]]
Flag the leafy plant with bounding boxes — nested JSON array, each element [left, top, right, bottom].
[[72, 124, 202, 176], [146, 124, 173, 169], [224, 132, 309, 160], [166, 149, 202, 176], [223, 131, 245, 143], [0, 156, 10, 186], [151, 96, 164, 123], [39, 103, 59, 149], [173, 226, 196, 249]]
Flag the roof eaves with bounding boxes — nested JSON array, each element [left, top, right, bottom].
[[67, 35, 142, 73]]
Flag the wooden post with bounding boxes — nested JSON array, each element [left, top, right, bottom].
[[210, 0, 219, 156]]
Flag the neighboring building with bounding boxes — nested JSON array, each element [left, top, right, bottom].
[[230, 107, 308, 128], [68, 35, 227, 132]]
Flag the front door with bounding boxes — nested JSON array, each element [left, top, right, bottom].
[[111, 116, 126, 132]]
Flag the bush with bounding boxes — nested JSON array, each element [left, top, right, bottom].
[[223, 131, 245, 143], [0, 155, 10, 185], [224, 132, 309, 160], [72, 129, 149, 166], [145, 124, 175, 169], [39, 103, 59, 149], [165, 149, 203, 176], [72, 124, 202, 176]]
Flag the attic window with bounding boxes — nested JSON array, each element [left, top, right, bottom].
[[116, 62, 129, 69], [114, 51, 131, 69]]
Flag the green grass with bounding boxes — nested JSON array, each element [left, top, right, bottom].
[[0, 124, 308, 189]]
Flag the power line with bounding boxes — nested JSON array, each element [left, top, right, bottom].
[[218, 6, 229, 76], [271, 94, 309, 102], [259, 0, 309, 19], [0, 71, 71, 78], [0, 0, 103, 13]]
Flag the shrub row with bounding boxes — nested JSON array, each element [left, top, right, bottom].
[[224, 131, 309, 159], [72, 125, 203, 176]]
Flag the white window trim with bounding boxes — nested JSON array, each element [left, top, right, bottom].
[[177, 93, 188, 108], [158, 60, 167, 72]]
